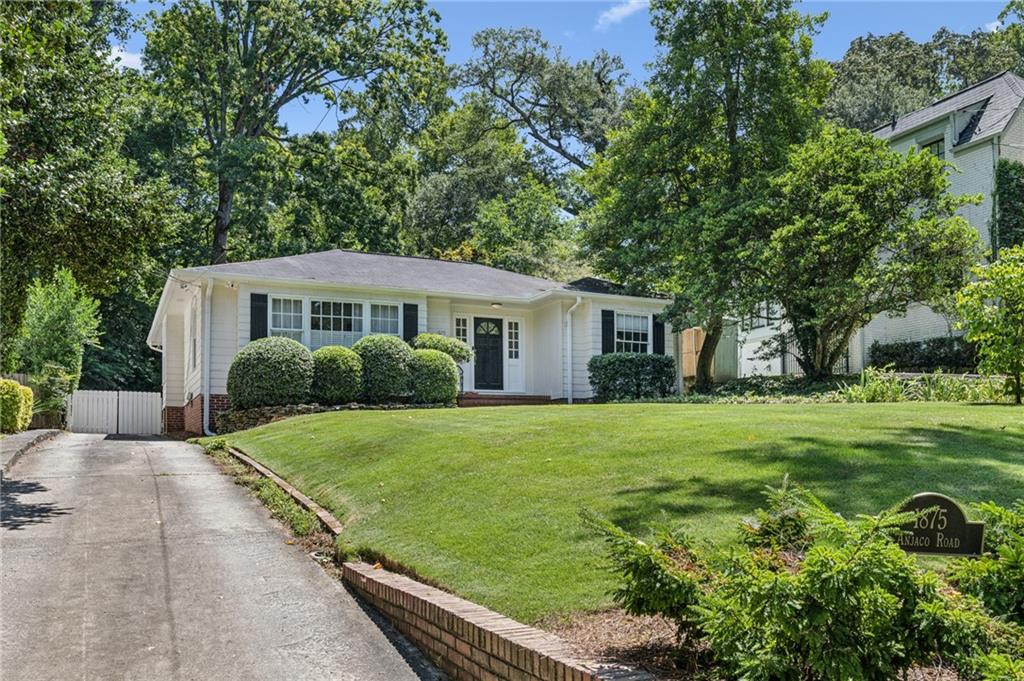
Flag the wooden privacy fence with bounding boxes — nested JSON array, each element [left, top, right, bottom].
[[67, 390, 162, 435]]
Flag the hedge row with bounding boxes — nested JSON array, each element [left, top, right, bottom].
[[227, 333, 470, 410], [868, 336, 978, 373], [588, 353, 676, 401], [0, 378, 34, 433]]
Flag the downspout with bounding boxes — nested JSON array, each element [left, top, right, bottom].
[[202, 277, 215, 436], [565, 296, 582, 405]]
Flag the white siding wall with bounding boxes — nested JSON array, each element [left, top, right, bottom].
[[183, 286, 203, 400], [426, 298, 451, 335], [1003, 109, 1024, 164], [531, 301, 564, 399], [209, 283, 239, 394], [162, 314, 185, 407]]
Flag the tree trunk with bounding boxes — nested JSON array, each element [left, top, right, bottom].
[[211, 180, 235, 265], [1014, 372, 1022, 405], [694, 317, 723, 393]]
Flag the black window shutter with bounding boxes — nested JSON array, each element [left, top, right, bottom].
[[653, 320, 665, 355], [601, 309, 615, 354], [250, 294, 268, 341], [403, 303, 418, 343]]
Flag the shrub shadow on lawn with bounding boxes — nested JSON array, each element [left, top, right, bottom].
[[606, 475, 767, 535]]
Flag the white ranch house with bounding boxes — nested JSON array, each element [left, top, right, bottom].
[[147, 250, 674, 434], [738, 70, 1024, 376]]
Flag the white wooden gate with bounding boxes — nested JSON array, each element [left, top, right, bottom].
[[68, 390, 162, 435]]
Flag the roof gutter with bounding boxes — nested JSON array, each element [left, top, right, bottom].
[[565, 296, 582, 405], [202, 277, 215, 437]]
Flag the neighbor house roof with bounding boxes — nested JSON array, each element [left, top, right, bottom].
[[172, 249, 650, 301], [873, 70, 1024, 146]]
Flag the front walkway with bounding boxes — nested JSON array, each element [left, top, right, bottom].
[[1, 433, 438, 681]]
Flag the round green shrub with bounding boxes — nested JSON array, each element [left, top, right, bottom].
[[412, 333, 473, 363], [409, 349, 459, 404], [352, 334, 413, 403], [311, 345, 363, 405], [226, 336, 313, 409], [0, 378, 33, 433]]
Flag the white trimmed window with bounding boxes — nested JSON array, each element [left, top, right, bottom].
[[454, 317, 468, 344], [370, 303, 400, 335], [310, 300, 363, 349], [615, 313, 649, 353], [270, 297, 303, 342], [923, 138, 945, 160], [508, 321, 520, 359]]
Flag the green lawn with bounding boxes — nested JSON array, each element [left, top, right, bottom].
[[222, 403, 1024, 622]]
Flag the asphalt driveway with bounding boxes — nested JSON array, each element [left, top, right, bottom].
[[1, 433, 438, 681]]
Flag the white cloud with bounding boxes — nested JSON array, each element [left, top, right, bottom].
[[595, 0, 648, 32], [984, 20, 1002, 32], [108, 46, 143, 71]]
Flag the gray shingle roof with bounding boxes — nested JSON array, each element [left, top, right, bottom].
[[873, 71, 1024, 146], [176, 249, 575, 300]]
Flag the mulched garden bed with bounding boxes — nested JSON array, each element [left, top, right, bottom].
[[543, 609, 960, 681]]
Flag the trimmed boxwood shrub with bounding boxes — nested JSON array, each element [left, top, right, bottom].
[[588, 353, 676, 401], [410, 349, 459, 404], [0, 379, 34, 433], [352, 334, 413, 403], [868, 336, 978, 373], [226, 337, 313, 409], [412, 333, 473, 363], [311, 346, 363, 405]]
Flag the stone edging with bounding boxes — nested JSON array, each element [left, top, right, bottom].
[[223, 445, 653, 681], [1, 429, 62, 476]]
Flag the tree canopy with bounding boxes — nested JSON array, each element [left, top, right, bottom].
[[747, 124, 981, 378], [0, 2, 177, 372], [144, 0, 448, 264], [585, 0, 832, 389], [956, 244, 1024, 404]]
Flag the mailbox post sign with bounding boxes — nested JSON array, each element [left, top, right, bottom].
[[897, 493, 984, 556]]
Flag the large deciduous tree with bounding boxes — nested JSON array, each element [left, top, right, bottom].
[[750, 125, 980, 379], [0, 2, 176, 372], [144, 0, 447, 264], [585, 0, 831, 390], [460, 27, 627, 173], [956, 244, 1024, 404], [404, 102, 572, 278], [824, 29, 1017, 132]]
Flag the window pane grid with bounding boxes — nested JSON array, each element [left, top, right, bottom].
[[454, 317, 468, 344], [508, 321, 520, 359], [310, 300, 363, 349], [270, 298, 303, 342], [370, 304, 400, 335], [615, 313, 648, 353]]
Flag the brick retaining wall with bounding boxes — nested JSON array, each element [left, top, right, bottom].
[[343, 562, 652, 681]]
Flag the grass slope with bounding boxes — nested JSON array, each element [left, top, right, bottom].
[[224, 403, 1024, 622]]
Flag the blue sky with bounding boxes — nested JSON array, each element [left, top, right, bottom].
[[115, 1, 1008, 135]]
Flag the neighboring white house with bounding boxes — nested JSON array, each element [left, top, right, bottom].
[[147, 249, 674, 434], [738, 70, 1024, 377]]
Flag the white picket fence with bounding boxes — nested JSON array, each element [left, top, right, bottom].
[[67, 390, 162, 435]]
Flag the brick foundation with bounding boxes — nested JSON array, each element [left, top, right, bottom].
[[343, 562, 651, 681], [183, 395, 203, 435], [181, 394, 231, 435], [162, 406, 185, 434]]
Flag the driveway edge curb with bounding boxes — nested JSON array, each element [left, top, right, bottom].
[[224, 444, 654, 681], [1, 429, 62, 477]]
